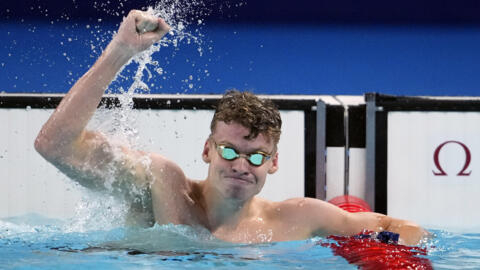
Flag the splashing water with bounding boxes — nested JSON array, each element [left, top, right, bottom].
[[121, 0, 209, 95], [100, 0, 209, 148], [65, 194, 129, 233], [90, 0, 210, 146], [82, 1, 211, 226]]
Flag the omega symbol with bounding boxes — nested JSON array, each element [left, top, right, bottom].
[[433, 140, 472, 176]]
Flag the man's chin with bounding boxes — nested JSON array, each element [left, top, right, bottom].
[[222, 187, 253, 202]]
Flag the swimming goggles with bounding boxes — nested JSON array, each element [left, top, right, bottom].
[[214, 142, 272, 166]]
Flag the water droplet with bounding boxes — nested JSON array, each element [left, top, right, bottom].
[[177, 22, 185, 31]]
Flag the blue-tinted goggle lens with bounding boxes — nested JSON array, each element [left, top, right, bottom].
[[218, 145, 269, 166]]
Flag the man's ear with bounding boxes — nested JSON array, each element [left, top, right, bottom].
[[268, 152, 279, 174], [202, 139, 211, 163]]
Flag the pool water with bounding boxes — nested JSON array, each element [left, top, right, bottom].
[[0, 216, 352, 269], [1, 215, 479, 269]]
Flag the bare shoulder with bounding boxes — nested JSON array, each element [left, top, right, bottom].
[[147, 152, 191, 189], [147, 153, 202, 225], [148, 153, 186, 178]]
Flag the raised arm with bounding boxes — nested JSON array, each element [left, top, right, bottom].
[[34, 10, 170, 191]]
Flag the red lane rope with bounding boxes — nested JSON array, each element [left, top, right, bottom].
[[328, 195, 372, 213], [324, 195, 433, 269], [319, 232, 432, 270]]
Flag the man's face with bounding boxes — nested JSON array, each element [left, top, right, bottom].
[[202, 121, 278, 201]]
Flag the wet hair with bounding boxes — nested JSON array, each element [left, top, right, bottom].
[[210, 90, 282, 145]]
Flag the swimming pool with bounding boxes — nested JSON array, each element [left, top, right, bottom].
[[1, 214, 479, 269]]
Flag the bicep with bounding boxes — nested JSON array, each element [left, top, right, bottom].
[[54, 130, 152, 192]]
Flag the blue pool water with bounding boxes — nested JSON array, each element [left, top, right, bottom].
[[0, 215, 352, 269], [1, 215, 479, 269]]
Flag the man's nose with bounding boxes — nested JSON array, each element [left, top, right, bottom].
[[231, 155, 250, 174]]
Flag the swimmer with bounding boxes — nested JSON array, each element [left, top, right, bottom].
[[35, 10, 428, 245]]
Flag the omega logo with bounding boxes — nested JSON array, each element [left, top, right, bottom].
[[433, 140, 472, 176]]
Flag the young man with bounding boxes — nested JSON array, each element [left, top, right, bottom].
[[35, 10, 427, 245]]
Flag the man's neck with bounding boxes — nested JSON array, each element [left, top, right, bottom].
[[199, 182, 257, 231]]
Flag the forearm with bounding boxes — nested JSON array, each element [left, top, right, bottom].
[[346, 212, 428, 245], [35, 43, 133, 158], [383, 218, 429, 246]]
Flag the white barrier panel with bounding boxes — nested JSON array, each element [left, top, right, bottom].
[[0, 108, 304, 219], [325, 147, 367, 201], [388, 112, 480, 231], [349, 148, 367, 199], [325, 147, 344, 200]]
